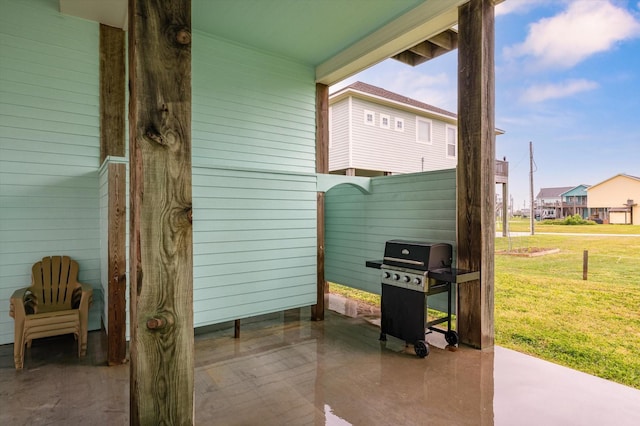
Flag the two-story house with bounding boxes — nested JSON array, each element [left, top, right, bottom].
[[561, 185, 589, 219], [535, 186, 574, 219], [329, 81, 507, 178]]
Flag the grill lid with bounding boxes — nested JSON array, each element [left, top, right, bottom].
[[383, 240, 452, 271]]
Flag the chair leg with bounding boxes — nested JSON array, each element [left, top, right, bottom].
[[14, 335, 25, 370]]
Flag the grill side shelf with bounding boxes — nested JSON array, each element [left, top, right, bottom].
[[428, 268, 479, 284]]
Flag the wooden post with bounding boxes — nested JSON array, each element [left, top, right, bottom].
[[128, 0, 193, 424], [312, 83, 329, 321], [234, 319, 241, 338], [583, 250, 588, 280], [502, 182, 508, 237], [100, 24, 127, 365], [107, 162, 127, 365], [456, 0, 495, 349]]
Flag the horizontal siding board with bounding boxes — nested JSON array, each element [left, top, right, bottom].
[[0, 80, 97, 106], [194, 293, 315, 328]]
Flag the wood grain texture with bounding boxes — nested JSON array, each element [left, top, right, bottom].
[[312, 83, 329, 321], [99, 24, 125, 162], [107, 162, 127, 365], [128, 0, 193, 424], [456, 0, 495, 349]]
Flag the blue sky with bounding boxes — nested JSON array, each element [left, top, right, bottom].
[[331, 0, 640, 210]]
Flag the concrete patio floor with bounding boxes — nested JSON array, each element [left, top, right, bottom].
[[1, 297, 639, 425]]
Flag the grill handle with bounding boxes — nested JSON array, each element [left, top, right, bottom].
[[382, 257, 424, 267]]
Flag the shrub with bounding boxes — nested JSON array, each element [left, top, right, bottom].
[[561, 214, 594, 225]]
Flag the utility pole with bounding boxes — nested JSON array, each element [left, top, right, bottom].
[[529, 141, 535, 235]]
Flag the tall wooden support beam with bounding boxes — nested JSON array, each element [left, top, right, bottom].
[[100, 25, 126, 162], [456, 0, 495, 349], [128, 0, 194, 424], [100, 24, 127, 365], [106, 162, 127, 364], [312, 83, 329, 321]]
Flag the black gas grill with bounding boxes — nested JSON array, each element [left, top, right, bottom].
[[367, 240, 478, 357]]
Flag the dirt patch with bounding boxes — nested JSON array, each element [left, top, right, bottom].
[[497, 247, 560, 257]]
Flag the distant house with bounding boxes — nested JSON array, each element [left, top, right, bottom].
[[328, 81, 508, 180], [587, 174, 640, 225], [535, 186, 575, 219], [561, 184, 590, 219]]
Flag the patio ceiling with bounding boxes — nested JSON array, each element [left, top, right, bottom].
[[59, 0, 467, 84]]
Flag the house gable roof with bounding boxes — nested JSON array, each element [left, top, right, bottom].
[[586, 173, 640, 191], [536, 187, 575, 199], [560, 184, 590, 197], [331, 81, 457, 119]]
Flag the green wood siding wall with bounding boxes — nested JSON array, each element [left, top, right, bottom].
[[191, 33, 318, 326], [0, 0, 102, 344], [325, 169, 456, 308]]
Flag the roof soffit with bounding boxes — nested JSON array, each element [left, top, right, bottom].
[[59, 0, 466, 85]]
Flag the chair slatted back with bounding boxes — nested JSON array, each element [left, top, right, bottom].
[[31, 256, 79, 311]]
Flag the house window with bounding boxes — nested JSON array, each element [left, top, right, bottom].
[[364, 110, 375, 126], [416, 118, 432, 144], [395, 118, 404, 132], [380, 114, 390, 129], [446, 125, 456, 158]]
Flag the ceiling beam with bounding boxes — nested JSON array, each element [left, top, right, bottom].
[[316, 0, 467, 85]]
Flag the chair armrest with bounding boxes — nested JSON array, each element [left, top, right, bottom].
[[78, 282, 94, 310], [9, 287, 31, 319]]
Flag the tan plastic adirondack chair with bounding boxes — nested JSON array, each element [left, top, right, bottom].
[[9, 256, 93, 369]]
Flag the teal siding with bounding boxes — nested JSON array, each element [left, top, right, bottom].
[[191, 33, 318, 326], [193, 168, 317, 326], [192, 32, 316, 174], [325, 169, 456, 305], [0, 0, 102, 344]]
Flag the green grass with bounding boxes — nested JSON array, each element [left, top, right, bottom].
[[330, 231, 640, 389], [495, 234, 640, 389], [501, 217, 640, 235]]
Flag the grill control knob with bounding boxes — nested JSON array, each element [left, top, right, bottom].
[[403, 275, 410, 283], [393, 274, 400, 281], [413, 277, 422, 285], [383, 271, 391, 279]]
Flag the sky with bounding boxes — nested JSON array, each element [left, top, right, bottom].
[[330, 0, 640, 210]]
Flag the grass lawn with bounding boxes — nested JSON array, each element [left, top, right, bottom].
[[331, 227, 640, 390], [495, 233, 640, 389], [501, 217, 640, 235]]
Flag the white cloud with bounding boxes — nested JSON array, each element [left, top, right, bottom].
[[495, 0, 552, 17], [505, 0, 640, 69], [520, 79, 598, 103], [385, 69, 455, 109]]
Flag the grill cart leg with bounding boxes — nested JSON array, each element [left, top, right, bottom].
[[445, 281, 458, 346]]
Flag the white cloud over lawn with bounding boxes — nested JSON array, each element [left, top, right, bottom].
[[505, 0, 640, 69], [520, 79, 598, 103]]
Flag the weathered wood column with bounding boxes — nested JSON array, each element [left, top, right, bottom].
[[99, 24, 127, 366], [128, 0, 194, 424], [311, 83, 329, 321], [456, 0, 495, 349]]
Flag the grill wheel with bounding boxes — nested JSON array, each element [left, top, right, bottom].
[[414, 340, 429, 358]]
